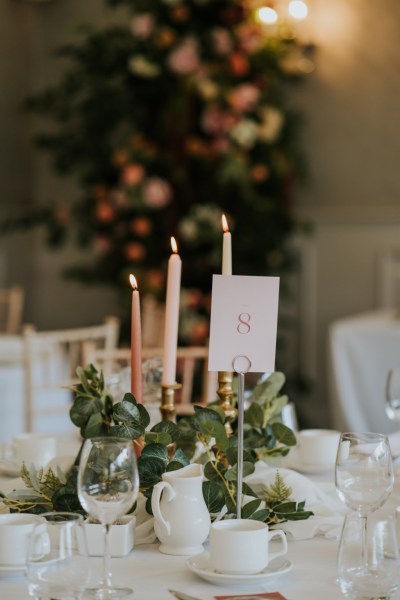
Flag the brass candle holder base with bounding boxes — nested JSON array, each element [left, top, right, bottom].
[[160, 383, 182, 422], [217, 370, 237, 435]]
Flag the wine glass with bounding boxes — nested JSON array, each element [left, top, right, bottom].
[[335, 432, 394, 571], [385, 368, 400, 423], [78, 437, 139, 599]]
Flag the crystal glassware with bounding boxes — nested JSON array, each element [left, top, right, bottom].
[[335, 432, 394, 571], [78, 437, 139, 599], [337, 511, 400, 599], [26, 512, 90, 600]]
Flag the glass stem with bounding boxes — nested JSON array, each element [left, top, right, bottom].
[[101, 523, 113, 590], [361, 514, 368, 570]]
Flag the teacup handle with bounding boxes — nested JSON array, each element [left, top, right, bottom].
[[151, 481, 176, 538], [268, 529, 287, 561], [30, 528, 50, 561]]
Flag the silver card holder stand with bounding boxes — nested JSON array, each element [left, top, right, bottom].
[[232, 354, 252, 520]]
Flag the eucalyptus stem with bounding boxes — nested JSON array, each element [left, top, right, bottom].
[[200, 434, 237, 508]]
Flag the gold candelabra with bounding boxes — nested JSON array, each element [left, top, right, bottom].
[[160, 383, 182, 422], [216, 370, 237, 435]]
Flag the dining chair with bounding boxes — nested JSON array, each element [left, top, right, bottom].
[[22, 316, 120, 433], [87, 344, 217, 416], [0, 285, 24, 334], [141, 295, 165, 347]]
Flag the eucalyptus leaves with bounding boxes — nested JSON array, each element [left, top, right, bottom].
[[1, 365, 313, 526]]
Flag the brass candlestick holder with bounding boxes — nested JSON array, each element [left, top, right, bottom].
[[160, 383, 182, 422], [216, 370, 237, 435]]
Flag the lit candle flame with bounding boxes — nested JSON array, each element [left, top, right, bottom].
[[171, 236, 178, 254], [222, 214, 230, 233], [129, 274, 138, 290]]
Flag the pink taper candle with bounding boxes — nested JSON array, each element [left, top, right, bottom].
[[162, 237, 182, 385], [222, 214, 232, 275], [129, 274, 143, 403]]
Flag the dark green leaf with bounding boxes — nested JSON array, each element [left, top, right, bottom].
[[203, 480, 225, 514], [271, 422, 297, 446]]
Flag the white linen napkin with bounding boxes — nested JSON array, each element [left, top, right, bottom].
[[245, 462, 346, 540], [134, 493, 156, 544]]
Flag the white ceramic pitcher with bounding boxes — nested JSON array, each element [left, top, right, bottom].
[[151, 463, 211, 555]]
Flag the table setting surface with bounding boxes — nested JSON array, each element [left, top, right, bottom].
[[2, 448, 394, 600]]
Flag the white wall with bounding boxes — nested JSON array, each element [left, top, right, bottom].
[[291, 0, 400, 425]]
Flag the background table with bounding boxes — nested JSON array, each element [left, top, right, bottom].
[[328, 309, 400, 434], [0, 335, 73, 442]]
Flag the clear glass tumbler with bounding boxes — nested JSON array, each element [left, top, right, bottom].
[[337, 511, 400, 600], [26, 512, 90, 600]]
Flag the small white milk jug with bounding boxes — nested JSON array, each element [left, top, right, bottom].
[[151, 463, 211, 555]]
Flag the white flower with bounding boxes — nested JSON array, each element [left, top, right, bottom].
[[230, 119, 259, 148], [258, 107, 284, 142], [179, 219, 198, 241], [196, 78, 219, 100], [128, 55, 160, 78]]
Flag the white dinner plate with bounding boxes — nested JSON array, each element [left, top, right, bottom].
[[186, 553, 292, 586]]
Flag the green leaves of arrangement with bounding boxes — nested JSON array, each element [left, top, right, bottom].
[[2, 366, 312, 526]]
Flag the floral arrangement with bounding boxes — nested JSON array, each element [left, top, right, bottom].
[[2, 365, 313, 526], [1, 0, 312, 343]]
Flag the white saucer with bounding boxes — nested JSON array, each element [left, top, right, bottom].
[[186, 553, 292, 586], [284, 454, 334, 474], [0, 461, 20, 478], [0, 564, 25, 577]]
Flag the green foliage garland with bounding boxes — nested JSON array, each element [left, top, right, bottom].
[[1, 365, 313, 526]]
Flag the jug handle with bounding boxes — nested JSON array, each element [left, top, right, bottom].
[[151, 480, 176, 538]]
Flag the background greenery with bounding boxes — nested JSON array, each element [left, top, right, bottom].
[[2, 0, 311, 344]]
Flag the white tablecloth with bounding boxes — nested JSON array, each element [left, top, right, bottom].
[[328, 309, 400, 434], [2, 452, 400, 600]]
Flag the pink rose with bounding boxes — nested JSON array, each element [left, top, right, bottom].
[[131, 14, 154, 38], [168, 37, 200, 74], [94, 235, 112, 254], [143, 177, 173, 208], [124, 242, 146, 261], [236, 23, 265, 53], [229, 52, 249, 76], [96, 202, 115, 222], [227, 84, 261, 113], [212, 28, 233, 55], [130, 216, 153, 237], [122, 163, 145, 186], [201, 108, 228, 136]]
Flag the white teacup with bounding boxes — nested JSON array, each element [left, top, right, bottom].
[[209, 519, 288, 575], [13, 433, 57, 469], [0, 513, 46, 566], [297, 428, 340, 467]]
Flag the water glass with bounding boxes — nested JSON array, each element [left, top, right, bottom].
[[337, 512, 400, 599], [26, 512, 90, 600]]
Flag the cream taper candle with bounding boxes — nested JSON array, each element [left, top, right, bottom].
[[129, 274, 143, 403], [161, 237, 182, 385], [221, 213, 232, 275]]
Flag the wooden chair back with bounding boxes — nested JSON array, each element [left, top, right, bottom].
[[0, 286, 24, 334], [22, 316, 120, 432], [86, 345, 217, 417]]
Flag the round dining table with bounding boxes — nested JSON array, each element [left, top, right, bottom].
[[0, 462, 342, 600], [1, 443, 400, 600]]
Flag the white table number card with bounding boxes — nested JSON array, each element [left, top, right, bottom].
[[208, 274, 280, 373]]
